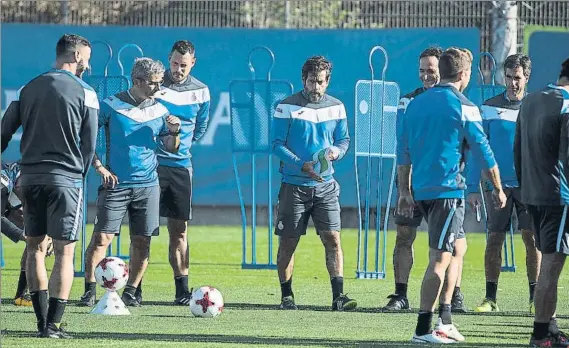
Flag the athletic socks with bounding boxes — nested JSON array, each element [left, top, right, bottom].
[[15, 270, 27, 298], [416, 311, 433, 336], [529, 282, 537, 302], [280, 279, 293, 298], [175, 275, 189, 298], [438, 304, 452, 325], [30, 290, 48, 332], [485, 281, 498, 302], [331, 276, 344, 300], [46, 298, 67, 329], [395, 282, 408, 298]]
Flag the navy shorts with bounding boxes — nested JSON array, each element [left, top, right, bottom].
[[275, 181, 341, 237], [22, 184, 83, 241], [484, 187, 532, 232], [158, 166, 193, 221], [94, 186, 160, 237], [417, 198, 466, 253]]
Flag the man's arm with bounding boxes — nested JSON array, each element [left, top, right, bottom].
[[159, 115, 182, 153], [331, 105, 350, 160], [1, 216, 25, 243], [193, 88, 211, 142], [79, 89, 100, 176], [466, 117, 490, 194], [513, 106, 523, 184], [272, 104, 303, 167], [460, 104, 504, 195], [1, 101, 21, 153]]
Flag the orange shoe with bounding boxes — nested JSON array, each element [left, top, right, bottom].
[[14, 294, 32, 307]]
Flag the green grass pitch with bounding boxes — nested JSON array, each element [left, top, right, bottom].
[[2, 225, 569, 347]]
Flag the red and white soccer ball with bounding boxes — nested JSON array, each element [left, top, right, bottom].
[[189, 286, 224, 318], [94, 257, 129, 292]]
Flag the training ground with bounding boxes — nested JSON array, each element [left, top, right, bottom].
[[2, 225, 569, 347]]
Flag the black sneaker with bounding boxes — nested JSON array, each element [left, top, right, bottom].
[[279, 296, 298, 310], [332, 294, 357, 311], [174, 291, 192, 306], [77, 290, 95, 307], [552, 330, 569, 347], [451, 290, 467, 313], [42, 324, 72, 339], [121, 292, 141, 307], [383, 293, 409, 310]]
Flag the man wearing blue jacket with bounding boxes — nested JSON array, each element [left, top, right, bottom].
[[272, 56, 356, 311], [467, 54, 541, 314], [398, 47, 506, 344]]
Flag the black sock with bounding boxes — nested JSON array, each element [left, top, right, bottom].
[[135, 280, 142, 296], [280, 279, 293, 298], [85, 280, 96, 294], [30, 290, 48, 332], [453, 286, 461, 297], [15, 270, 27, 298], [533, 321, 550, 340], [123, 285, 137, 297], [46, 298, 67, 329], [529, 282, 537, 302], [331, 277, 344, 300], [415, 311, 433, 336], [549, 317, 560, 335], [395, 282, 408, 298], [438, 304, 452, 325], [485, 281, 498, 301], [175, 275, 189, 297]]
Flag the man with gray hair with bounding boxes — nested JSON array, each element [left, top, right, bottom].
[[78, 57, 182, 307]]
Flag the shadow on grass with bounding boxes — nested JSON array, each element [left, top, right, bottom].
[[1, 329, 527, 347]]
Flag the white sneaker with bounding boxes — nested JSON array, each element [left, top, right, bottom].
[[434, 318, 465, 342], [412, 330, 456, 344]]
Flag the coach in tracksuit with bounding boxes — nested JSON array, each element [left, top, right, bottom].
[[272, 56, 356, 312], [515, 57, 569, 347], [1, 34, 98, 338], [466, 54, 541, 314], [398, 48, 506, 344]]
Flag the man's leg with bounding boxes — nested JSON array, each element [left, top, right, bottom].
[[521, 228, 541, 308], [78, 188, 126, 306], [440, 237, 467, 316], [383, 209, 420, 310], [313, 181, 356, 311], [413, 199, 464, 344], [450, 237, 467, 313], [274, 182, 309, 310], [158, 166, 193, 303], [46, 240, 76, 332], [121, 186, 159, 306], [14, 246, 32, 306], [277, 236, 301, 309], [26, 236, 50, 334], [168, 218, 190, 302]]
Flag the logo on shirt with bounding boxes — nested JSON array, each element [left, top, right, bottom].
[[277, 221, 284, 230], [298, 110, 305, 115], [191, 92, 197, 102], [275, 107, 283, 113]]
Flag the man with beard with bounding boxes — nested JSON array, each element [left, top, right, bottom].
[[77, 58, 181, 308], [151, 40, 210, 305], [272, 56, 356, 311], [398, 47, 506, 343], [1, 34, 98, 338], [467, 54, 541, 314]]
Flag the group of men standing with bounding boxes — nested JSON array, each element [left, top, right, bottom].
[[3, 31, 569, 347], [1, 34, 209, 338], [393, 45, 569, 346]]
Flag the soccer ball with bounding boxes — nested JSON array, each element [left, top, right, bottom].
[[189, 286, 224, 318], [94, 257, 129, 292]]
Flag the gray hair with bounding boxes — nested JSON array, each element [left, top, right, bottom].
[[131, 57, 165, 81]]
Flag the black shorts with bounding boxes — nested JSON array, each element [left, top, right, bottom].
[[274, 181, 341, 237], [417, 198, 466, 253], [93, 186, 160, 237], [527, 205, 569, 254], [21, 184, 83, 241], [484, 187, 532, 232], [158, 166, 193, 221]]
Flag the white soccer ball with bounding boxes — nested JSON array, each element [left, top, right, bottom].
[[94, 257, 129, 292], [189, 286, 224, 318]]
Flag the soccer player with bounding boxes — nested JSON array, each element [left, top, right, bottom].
[[78, 58, 181, 308], [1, 34, 98, 338], [272, 56, 356, 311], [153, 40, 210, 305], [514, 57, 569, 347], [398, 47, 506, 344], [467, 53, 541, 314]]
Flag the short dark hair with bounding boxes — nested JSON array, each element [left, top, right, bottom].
[[56, 34, 91, 58], [170, 40, 195, 56], [419, 47, 443, 60], [504, 53, 532, 77], [302, 56, 332, 81], [439, 48, 470, 81], [560, 58, 569, 80]]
